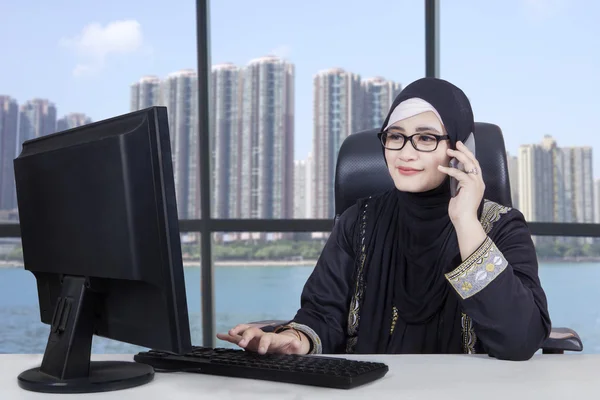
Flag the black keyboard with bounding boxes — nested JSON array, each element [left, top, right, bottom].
[[134, 346, 388, 389]]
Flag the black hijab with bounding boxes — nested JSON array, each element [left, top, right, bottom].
[[353, 77, 476, 354]]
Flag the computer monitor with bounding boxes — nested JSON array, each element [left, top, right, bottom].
[[13, 106, 192, 393]]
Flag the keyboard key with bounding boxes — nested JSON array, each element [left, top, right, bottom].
[[134, 346, 388, 389]]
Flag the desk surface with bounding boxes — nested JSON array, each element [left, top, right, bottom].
[[2, 353, 598, 399]]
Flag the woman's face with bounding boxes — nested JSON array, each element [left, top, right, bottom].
[[383, 111, 451, 193]]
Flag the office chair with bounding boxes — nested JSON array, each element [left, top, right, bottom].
[[333, 122, 583, 354]]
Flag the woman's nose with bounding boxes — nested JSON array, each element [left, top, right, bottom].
[[398, 141, 419, 160]]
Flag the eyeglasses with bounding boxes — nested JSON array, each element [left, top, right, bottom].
[[379, 131, 451, 152]]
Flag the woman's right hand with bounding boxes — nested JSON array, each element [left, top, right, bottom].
[[216, 324, 310, 355]]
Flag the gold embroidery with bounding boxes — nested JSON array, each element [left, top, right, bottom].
[[285, 322, 323, 354], [346, 199, 370, 354], [461, 312, 477, 354], [445, 238, 509, 299], [444, 200, 512, 298], [480, 200, 511, 234], [446, 237, 494, 280], [390, 306, 398, 335], [454, 200, 510, 349]]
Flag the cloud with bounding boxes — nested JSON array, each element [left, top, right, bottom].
[[269, 45, 292, 60], [60, 19, 148, 77]]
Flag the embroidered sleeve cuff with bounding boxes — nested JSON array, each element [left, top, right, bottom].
[[444, 236, 508, 299], [287, 322, 323, 354]]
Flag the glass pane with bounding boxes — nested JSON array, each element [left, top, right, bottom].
[[0, 2, 200, 353], [210, 1, 425, 219], [535, 236, 600, 353], [213, 231, 328, 348], [211, 231, 600, 355], [0, 1, 198, 220], [182, 232, 203, 347], [0, 234, 201, 354], [440, 2, 599, 223], [0, 238, 30, 353]]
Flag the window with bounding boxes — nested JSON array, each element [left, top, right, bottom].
[[535, 236, 600, 353], [212, 231, 327, 348], [210, 0, 425, 220], [440, 1, 600, 224], [0, 0, 200, 353]]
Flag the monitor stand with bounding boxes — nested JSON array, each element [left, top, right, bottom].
[[17, 275, 154, 393]]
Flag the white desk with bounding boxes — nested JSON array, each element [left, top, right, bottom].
[[2, 353, 598, 399]]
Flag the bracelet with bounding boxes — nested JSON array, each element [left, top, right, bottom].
[[274, 325, 302, 342]]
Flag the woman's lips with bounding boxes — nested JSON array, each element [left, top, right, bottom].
[[397, 166, 422, 176]]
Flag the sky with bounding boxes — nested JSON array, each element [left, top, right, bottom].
[[1, 0, 599, 176]]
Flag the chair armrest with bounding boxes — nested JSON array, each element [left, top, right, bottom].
[[247, 319, 289, 333], [541, 327, 583, 354]]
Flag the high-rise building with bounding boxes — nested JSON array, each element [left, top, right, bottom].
[[311, 72, 401, 218], [130, 72, 197, 218], [361, 77, 402, 131], [518, 137, 559, 248], [594, 179, 600, 224], [293, 153, 314, 219], [305, 152, 314, 219], [239, 56, 294, 219], [18, 99, 56, 148], [519, 136, 594, 246], [518, 136, 555, 223], [57, 113, 92, 131], [130, 76, 162, 111], [211, 63, 242, 219], [553, 147, 574, 223], [550, 146, 594, 225], [570, 147, 594, 224], [555, 146, 594, 245], [294, 159, 307, 219], [312, 68, 362, 219], [506, 152, 519, 209], [0, 96, 19, 211], [161, 69, 199, 219]]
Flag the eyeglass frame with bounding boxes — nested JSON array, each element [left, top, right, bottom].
[[377, 131, 451, 152]]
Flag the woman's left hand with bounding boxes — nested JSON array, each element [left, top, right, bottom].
[[437, 141, 485, 226]]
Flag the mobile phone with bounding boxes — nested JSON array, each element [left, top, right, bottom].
[[449, 133, 476, 197]]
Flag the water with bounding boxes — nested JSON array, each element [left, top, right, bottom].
[[0, 265, 313, 354], [0, 263, 598, 354]]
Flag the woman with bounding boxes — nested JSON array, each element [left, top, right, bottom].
[[217, 77, 551, 361]]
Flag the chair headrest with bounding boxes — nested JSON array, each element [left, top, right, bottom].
[[334, 122, 512, 218]]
